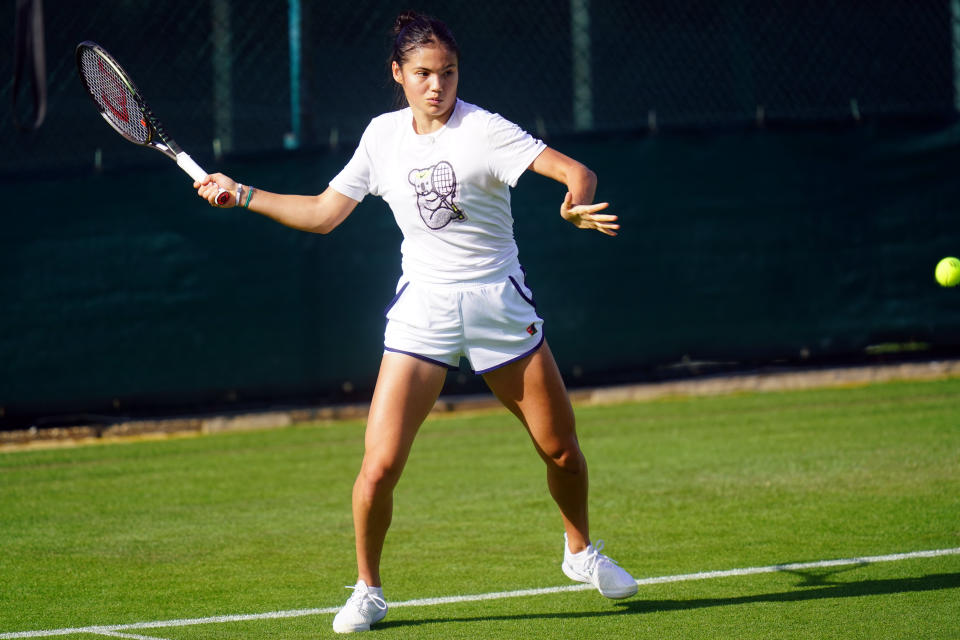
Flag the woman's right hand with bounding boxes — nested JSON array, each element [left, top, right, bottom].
[[194, 173, 239, 208]]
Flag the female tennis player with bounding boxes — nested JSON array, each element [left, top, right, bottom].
[[196, 11, 636, 633]]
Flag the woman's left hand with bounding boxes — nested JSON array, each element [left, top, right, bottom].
[[560, 192, 619, 236]]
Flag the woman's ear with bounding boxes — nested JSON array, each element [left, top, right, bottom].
[[391, 61, 403, 85]]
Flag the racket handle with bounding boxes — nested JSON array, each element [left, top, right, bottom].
[[177, 151, 230, 206], [176, 151, 209, 183]]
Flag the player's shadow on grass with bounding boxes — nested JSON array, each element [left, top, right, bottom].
[[622, 571, 960, 615], [375, 571, 960, 630], [779, 562, 869, 587]]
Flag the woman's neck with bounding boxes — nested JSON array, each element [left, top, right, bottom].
[[411, 101, 455, 135]]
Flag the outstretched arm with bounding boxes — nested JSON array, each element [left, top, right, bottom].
[[528, 147, 619, 236], [195, 174, 359, 235]]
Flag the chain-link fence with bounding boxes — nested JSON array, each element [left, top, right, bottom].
[[4, 1, 958, 174]]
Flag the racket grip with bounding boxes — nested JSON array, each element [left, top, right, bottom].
[[176, 151, 209, 183], [177, 151, 230, 206]]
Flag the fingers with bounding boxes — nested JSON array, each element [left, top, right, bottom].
[[561, 195, 619, 236], [585, 213, 618, 222], [194, 173, 236, 207], [198, 181, 223, 205], [567, 201, 609, 215], [580, 210, 620, 236], [193, 173, 217, 189], [592, 217, 620, 236], [561, 194, 607, 213]]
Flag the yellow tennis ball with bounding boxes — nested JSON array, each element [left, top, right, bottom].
[[935, 257, 960, 287]]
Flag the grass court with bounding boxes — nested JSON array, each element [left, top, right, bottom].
[[2, 377, 958, 639]]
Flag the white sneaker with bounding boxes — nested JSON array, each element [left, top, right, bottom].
[[332, 580, 388, 633], [561, 533, 638, 599]]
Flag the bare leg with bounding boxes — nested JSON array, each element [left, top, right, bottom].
[[482, 340, 590, 553], [352, 352, 448, 587]]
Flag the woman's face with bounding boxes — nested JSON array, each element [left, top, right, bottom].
[[392, 43, 459, 126]]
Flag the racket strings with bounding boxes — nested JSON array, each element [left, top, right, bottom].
[[431, 162, 463, 217], [79, 49, 150, 144], [432, 162, 455, 196]]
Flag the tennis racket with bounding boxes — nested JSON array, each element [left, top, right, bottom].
[[432, 161, 464, 219], [75, 40, 228, 205]]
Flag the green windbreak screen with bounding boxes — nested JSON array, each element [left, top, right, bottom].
[[3, 122, 959, 424]]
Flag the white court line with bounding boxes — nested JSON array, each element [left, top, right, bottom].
[[89, 631, 172, 640], [2, 547, 958, 639]]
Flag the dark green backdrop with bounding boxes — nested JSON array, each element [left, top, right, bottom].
[[3, 121, 960, 426]]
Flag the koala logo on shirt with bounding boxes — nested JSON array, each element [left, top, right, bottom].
[[408, 161, 466, 230]]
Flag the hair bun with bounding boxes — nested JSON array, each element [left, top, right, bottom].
[[393, 10, 420, 36]]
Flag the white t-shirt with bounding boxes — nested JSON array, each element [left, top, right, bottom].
[[330, 99, 547, 285]]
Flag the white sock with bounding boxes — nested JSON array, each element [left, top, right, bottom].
[[566, 543, 594, 563]]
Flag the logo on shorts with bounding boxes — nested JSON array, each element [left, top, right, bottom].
[[408, 161, 467, 230], [526, 323, 538, 335]]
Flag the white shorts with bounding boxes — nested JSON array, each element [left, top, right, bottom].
[[383, 269, 545, 374]]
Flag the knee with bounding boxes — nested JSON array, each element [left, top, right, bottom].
[[544, 441, 587, 475], [356, 456, 403, 500]]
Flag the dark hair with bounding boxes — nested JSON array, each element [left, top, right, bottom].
[[389, 12, 460, 107], [390, 11, 460, 68]]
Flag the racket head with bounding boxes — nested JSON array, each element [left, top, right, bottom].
[[76, 41, 157, 148], [432, 161, 456, 196]]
